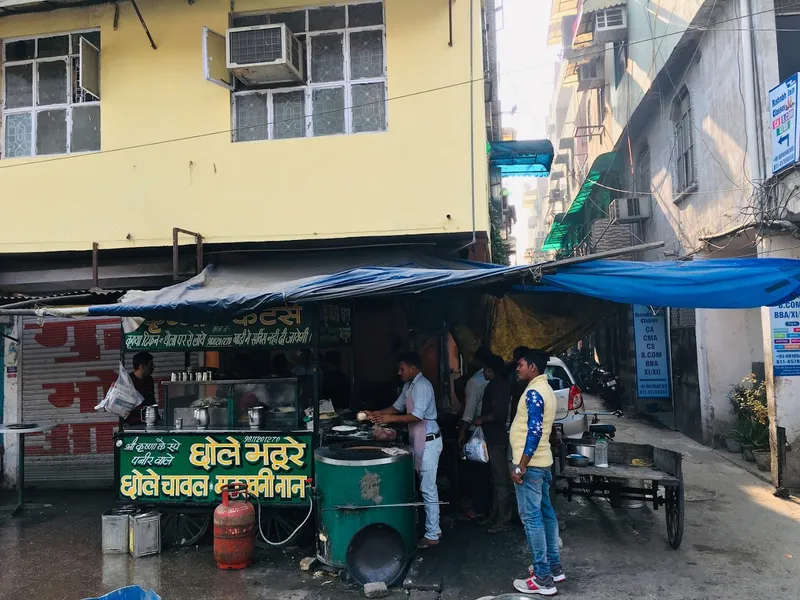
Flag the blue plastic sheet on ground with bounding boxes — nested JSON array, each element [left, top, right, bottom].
[[82, 586, 161, 600]]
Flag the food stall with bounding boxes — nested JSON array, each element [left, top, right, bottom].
[[114, 303, 353, 547]]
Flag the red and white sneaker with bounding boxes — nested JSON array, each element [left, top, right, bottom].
[[513, 575, 557, 596], [528, 565, 566, 583]]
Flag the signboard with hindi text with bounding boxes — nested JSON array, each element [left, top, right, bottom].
[[116, 432, 312, 505], [123, 306, 315, 351]]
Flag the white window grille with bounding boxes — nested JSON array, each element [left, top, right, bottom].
[[672, 88, 696, 194], [232, 2, 386, 142], [2, 30, 101, 158]]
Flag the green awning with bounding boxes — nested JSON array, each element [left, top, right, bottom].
[[541, 152, 620, 253]]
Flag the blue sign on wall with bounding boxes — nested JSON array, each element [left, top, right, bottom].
[[633, 305, 671, 399]]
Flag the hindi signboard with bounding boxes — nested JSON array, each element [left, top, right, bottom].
[[770, 73, 799, 175], [769, 300, 800, 377], [117, 432, 312, 504], [123, 306, 316, 351], [632, 305, 671, 399], [319, 302, 353, 347]]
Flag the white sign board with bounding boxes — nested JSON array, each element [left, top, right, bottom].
[[770, 73, 799, 175], [770, 300, 800, 377]]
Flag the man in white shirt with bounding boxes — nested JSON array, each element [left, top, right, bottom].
[[457, 349, 491, 521], [458, 349, 490, 446]]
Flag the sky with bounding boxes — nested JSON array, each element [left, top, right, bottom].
[[496, 0, 559, 262]]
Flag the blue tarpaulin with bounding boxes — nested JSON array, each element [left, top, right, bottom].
[[82, 256, 800, 321], [538, 258, 800, 309]]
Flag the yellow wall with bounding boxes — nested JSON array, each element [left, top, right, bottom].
[[0, 0, 488, 253]]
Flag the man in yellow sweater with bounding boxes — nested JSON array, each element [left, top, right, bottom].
[[509, 349, 563, 596]]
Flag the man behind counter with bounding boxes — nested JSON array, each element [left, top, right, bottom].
[[123, 352, 157, 426]]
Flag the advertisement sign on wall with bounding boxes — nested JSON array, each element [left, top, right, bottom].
[[769, 300, 800, 376], [633, 305, 671, 398], [770, 73, 799, 175]]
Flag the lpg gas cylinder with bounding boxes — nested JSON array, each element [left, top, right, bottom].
[[213, 483, 256, 569]]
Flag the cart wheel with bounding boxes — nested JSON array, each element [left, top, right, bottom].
[[665, 483, 684, 549], [254, 506, 310, 548], [161, 511, 211, 548]]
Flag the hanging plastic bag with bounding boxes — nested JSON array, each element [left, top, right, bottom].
[[95, 362, 145, 419], [464, 426, 489, 463]]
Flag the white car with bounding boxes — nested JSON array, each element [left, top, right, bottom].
[[545, 357, 588, 440]]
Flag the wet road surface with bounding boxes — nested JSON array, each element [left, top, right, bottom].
[[2, 398, 800, 599]]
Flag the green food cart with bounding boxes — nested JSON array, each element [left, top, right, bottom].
[[114, 303, 352, 547]]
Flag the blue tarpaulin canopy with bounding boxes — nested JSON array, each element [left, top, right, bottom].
[[488, 140, 554, 177], [83, 256, 800, 321]]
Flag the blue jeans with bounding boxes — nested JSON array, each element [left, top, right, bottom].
[[420, 436, 443, 540], [514, 466, 561, 579]]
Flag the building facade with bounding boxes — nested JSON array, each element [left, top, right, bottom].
[[540, 0, 800, 485], [0, 0, 510, 490]]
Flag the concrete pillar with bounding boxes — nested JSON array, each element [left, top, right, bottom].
[[759, 234, 800, 487], [1, 317, 22, 489]]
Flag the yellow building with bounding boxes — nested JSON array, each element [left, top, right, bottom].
[[0, 0, 493, 289]]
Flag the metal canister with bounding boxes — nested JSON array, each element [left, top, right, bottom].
[[194, 407, 210, 429], [129, 510, 161, 558], [143, 406, 158, 428], [248, 406, 264, 430]]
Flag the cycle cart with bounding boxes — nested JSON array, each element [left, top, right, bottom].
[[555, 425, 685, 549]]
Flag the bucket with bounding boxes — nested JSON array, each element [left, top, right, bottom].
[[82, 586, 161, 600]]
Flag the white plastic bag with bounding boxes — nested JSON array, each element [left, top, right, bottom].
[[95, 362, 145, 419], [464, 426, 489, 463]]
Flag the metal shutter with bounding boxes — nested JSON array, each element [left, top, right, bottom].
[[22, 317, 191, 488]]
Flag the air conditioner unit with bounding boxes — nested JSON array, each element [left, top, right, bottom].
[[576, 60, 604, 91], [227, 24, 304, 86], [595, 7, 627, 43], [610, 197, 650, 223]]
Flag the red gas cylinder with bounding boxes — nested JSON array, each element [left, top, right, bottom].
[[214, 482, 256, 570]]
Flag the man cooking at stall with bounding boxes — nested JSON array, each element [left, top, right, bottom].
[[363, 351, 443, 548]]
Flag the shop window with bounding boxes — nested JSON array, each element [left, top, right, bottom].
[[3, 31, 100, 158], [671, 87, 696, 195], [776, 2, 800, 82], [228, 2, 386, 142]]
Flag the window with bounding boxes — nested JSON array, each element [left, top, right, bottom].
[[776, 1, 800, 82], [613, 40, 626, 88], [3, 31, 100, 158], [634, 145, 651, 195], [671, 87, 696, 193], [232, 2, 386, 142], [545, 365, 572, 391]]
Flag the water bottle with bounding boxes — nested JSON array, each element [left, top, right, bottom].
[[595, 436, 609, 468]]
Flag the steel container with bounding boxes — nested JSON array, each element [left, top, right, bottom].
[[314, 443, 416, 584], [568, 440, 596, 464], [129, 511, 161, 558], [102, 507, 136, 554]]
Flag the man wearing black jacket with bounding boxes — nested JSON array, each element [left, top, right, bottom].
[[473, 354, 513, 533]]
